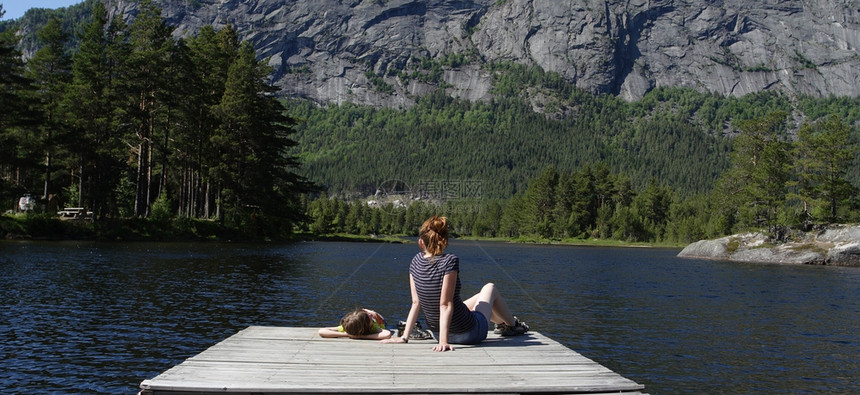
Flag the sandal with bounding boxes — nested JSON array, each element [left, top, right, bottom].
[[496, 317, 529, 336], [397, 320, 434, 340]]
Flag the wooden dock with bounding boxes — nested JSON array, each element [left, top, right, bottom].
[[139, 326, 645, 394]]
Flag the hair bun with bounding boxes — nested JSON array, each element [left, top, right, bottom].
[[430, 216, 448, 232]]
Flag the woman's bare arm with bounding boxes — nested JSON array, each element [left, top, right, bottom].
[[382, 274, 421, 344], [434, 271, 457, 352]]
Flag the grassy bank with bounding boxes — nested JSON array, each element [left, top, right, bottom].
[[1, 213, 288, 242]]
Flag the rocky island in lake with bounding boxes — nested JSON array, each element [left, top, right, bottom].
[[678, 225, 860, 266]]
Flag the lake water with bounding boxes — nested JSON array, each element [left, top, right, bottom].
[[0, 240, 858, 394]]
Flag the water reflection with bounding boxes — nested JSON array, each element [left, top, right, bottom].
[[0, 240, 858, 394]]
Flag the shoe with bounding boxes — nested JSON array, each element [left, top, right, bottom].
[[494, 316, 523, 334], [497, 317, 529, 336], [399, 321, 433, 340], [410, 321, 433, 340]]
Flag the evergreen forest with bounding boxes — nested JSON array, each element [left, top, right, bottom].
[[1, 1, 859, 243], [294, 66, 860, 243], [0, 1, 313, 239]]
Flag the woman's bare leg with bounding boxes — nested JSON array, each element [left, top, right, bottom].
[[463, 283, 516, 326]]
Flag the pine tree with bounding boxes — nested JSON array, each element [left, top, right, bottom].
[[65, 1, 126, 218], [0, 8, 39, 202], [27, 16, 72, 201], [551, 172, 576, 238], [568, 167, 597, 238], [631, 179, 674, 241], [795, 115, 858, 222], [213, 41, 313, 232], [118, 0, 173, 217], [718, 111, 791, 229], [181, 25, 240, 219], [521, 167, 558, 237]]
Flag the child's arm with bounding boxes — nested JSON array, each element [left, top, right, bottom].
[[350, 329, 392, 340], [318, 327, 392, 340], [318, 327, 349, 338]]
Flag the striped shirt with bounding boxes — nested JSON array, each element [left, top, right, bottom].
[[410, 253, 477, 333]]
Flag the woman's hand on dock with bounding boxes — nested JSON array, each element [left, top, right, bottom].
[[433, 342, 454, 352], [380, 336, 407, 344]]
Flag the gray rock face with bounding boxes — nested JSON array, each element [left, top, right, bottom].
[[818, 225, 860, 243], [827, 243, 860, 266], [678, 237, 733, 260], [678, 226, 860, 267], [102, 0, 860, 105]]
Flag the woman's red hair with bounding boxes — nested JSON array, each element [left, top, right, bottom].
[[419, 215, 449, 256]]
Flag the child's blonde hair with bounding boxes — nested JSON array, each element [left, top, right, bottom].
[[419, 215, 449, 256], [340, 309, 373, 336]]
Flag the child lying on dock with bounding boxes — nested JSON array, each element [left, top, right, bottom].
[[318, 308, 392, 340]]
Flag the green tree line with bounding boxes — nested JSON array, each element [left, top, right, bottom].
[[288, 64, 860, 201], [305, 109, 859, 243], [298, 97, 859, 243], [0, 1, 312, 236]]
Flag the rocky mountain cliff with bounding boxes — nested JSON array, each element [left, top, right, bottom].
[[100, 0, 859, 106]]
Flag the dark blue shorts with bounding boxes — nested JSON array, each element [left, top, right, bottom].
[[444, 310, 489, 345]]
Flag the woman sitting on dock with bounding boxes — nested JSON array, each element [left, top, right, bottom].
[[318, 308, 392, 340], [382, 215, 528, 352]]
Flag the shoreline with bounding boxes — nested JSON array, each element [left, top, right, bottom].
[[304, 234, 685, 249], [456, 235, 684, 249], [2, 216, 685, 249]]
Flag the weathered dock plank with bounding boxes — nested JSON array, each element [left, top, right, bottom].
[[139, 326, 644, 394]]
